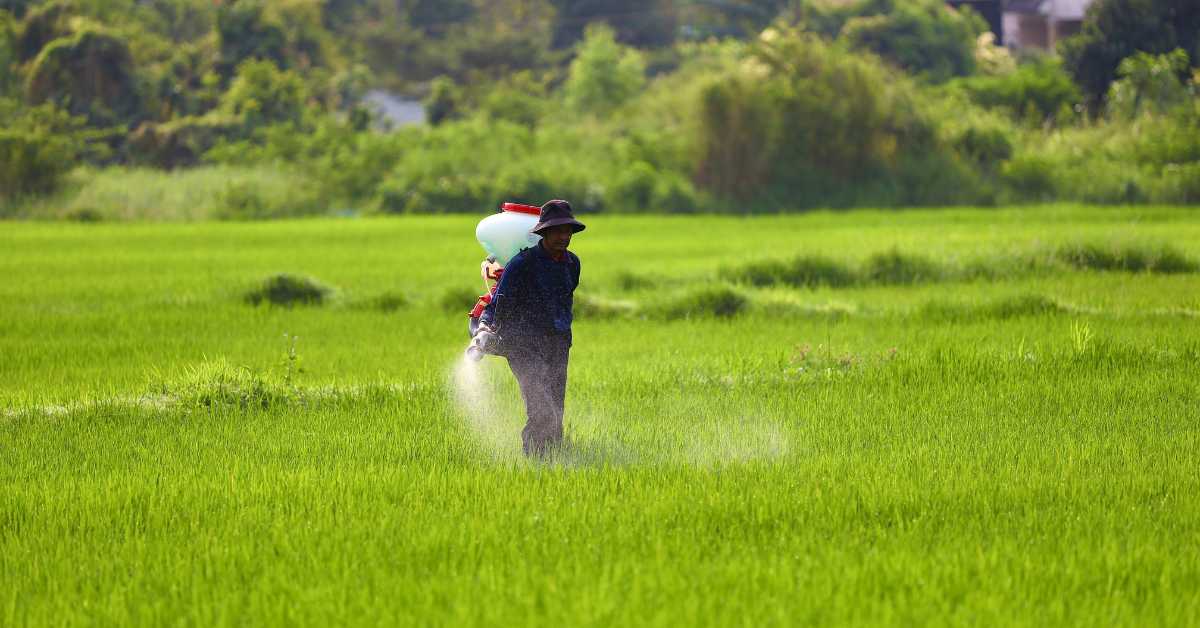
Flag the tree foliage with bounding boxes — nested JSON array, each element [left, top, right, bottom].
[[1060, 0, 1200, 106], [4, 0, 1200, 211], [25, 27, 145, 127], [563, 24, 645, 114], [841, 0, 987, 82], [0, 10, 15, 91], [694, 27, 986, 207], [220, 59, 309, 129], [952, 57, 1082, 122], [13, 0, 71, 61], [424, 76, 463, 126], [216, 0, 288, 77], [1106, 48, 1193, 118], [0, 101, 94, 199], [549, 0, 677, 49]]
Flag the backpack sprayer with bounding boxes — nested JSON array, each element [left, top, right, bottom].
[[465, 203, 542, 361]]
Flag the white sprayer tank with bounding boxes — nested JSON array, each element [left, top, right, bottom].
[[475, 203, 542, 265]]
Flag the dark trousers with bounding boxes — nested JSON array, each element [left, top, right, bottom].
[[504, 335, 570, 456]]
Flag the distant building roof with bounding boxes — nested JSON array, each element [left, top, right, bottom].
[[1006, 0, 1045, 13], [1004, 0, 1091, 19]]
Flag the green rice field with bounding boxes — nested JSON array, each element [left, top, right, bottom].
[[2, 205, 1199, 626]]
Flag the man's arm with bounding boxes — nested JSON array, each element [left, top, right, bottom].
[[479, 253, 526, 329]]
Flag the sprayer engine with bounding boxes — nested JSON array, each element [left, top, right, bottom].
[[463, 202, 543, 361]]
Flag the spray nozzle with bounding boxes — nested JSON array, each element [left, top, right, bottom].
[[466, 327, 498, 362]]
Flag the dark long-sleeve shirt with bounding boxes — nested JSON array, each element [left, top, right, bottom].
[[480, 242, 580, 347]]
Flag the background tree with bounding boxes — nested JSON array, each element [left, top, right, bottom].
[[563, 23, 645, 114], [25, 28, 146, 127], [424, 75, 463, 126], [216, 0, 287, 78], [220, 59, 309, 129], [1060, 0, 1200, 107], [1106, 48, 1192, 118], [0, 10, 15, 92], [404, 0, 475, 36], [446, 0, 557, 84], [549, 0, 678, 49], [840, 0, 987, 82], [0, 0, 35, 19], [687, 0, 794, 40], [13, 0, 71, 62]]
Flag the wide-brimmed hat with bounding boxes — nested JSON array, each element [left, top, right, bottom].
[[531, 200, 586, 234]]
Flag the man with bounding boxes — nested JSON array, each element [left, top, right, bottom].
[[478, 200, 585, 456]]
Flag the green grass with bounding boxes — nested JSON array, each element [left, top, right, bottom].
[[2, 205, 1200, 626], [10, 166, 322, 222]]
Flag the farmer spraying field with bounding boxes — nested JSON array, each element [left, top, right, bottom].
[[466, 200, 585, 456]]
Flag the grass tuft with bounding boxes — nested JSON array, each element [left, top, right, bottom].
[[153, 360, 299, 410], [244, 274, 333, 307]]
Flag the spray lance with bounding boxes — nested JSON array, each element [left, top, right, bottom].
[[465, 203, 543, 361]]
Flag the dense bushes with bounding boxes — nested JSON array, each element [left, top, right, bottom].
[[2, 0, 1199, 218], [693, 29, 985, 208], [952, 57, 1082, 122], [1006, 105, 1200, 204], [0, 102, 97, 202], [841, 0, 987, 82], [127, 114, 242, 169], [564, 24, 646, 114], [1061, 0, 1200, 106]]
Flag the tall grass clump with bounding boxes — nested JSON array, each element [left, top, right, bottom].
[[613, 270, 657, 292], [861, 249, 944, 284], [574, 294, 636, 319], [655, 286, 747, 319], [920, 293, 1073, 322], [722, 254, 857, 288], [54, 166, 324, 221], [244, 274, 333, 307], [1056, 242, 1197, 274], [353, 291, 410, 313]]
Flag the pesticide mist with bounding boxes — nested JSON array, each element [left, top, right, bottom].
[[450, 353, 789, 466], [451, 355, 520, 459]]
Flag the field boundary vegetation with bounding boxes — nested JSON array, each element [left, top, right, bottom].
[[1, 0, 1199, 220]]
